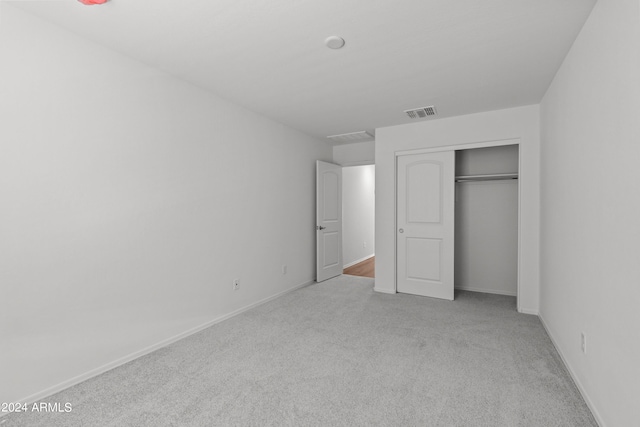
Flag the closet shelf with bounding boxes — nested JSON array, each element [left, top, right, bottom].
[[455, 173, 518, 182]]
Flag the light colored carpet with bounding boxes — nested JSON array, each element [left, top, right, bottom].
[[3, 275, 597, 426]]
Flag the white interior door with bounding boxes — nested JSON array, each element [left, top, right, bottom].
[[316, 161, 343, 282], [397, 151, 455, 300]]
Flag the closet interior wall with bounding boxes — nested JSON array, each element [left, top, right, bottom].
[[454, 145, 519, 296]]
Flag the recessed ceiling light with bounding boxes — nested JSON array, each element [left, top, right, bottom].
[[78, 0, 109, 5], [325, 36, 346, 50]]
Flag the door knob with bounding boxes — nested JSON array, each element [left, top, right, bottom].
[[317, 226, 326, 230], [399, 228, 404, 233]]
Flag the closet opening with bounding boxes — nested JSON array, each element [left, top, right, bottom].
[[454, 145, 519, 298]]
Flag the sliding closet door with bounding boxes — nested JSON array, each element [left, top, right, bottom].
[[396, 151, 455, 300]]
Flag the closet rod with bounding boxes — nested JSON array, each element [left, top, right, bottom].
[[455, 173, 518, 182]]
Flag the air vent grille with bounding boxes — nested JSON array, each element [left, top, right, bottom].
[[327, 130, 374, 143], [405, 106, 437, 119]]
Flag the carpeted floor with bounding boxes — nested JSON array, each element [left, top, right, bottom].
[[2, 275, 597, 426]]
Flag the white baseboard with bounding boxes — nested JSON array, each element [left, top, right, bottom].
[[517, 307, 539, 315], [455, 286, 538, 314], [538, 314, 605, 427], [343, 254, 374, 269], [454, 285, 517, 297], [12, 279, 314, 408], [373, 287, 396, 294]]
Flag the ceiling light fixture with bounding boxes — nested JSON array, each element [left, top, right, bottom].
[[78, 0, 109, 5], [325, 36, 345, 50]]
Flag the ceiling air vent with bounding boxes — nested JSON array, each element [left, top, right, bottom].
[[327, 131, 374, 144], [404, 106, 437, 119]]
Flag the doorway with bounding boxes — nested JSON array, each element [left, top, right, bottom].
[[342, 164, 375, 278]]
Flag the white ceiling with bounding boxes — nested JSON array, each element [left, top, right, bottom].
[[8, 0, 596, 141]]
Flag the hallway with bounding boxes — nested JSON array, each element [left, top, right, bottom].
[[343, 256, 374, 278]]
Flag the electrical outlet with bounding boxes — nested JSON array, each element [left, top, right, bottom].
[[363, 241, 367, 248], [581, 332, 587, 354], [233, 279, 240, 291], [282, 265, 287, 275]]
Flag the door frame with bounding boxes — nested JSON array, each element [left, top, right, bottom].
[[394, 138, 523, 310]]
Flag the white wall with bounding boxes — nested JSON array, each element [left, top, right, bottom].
[[333, 140, 375, 166], [0, 4, 332, 404], [342, 165, 375, 267], [539, 0, 640, 425], [375, 105, 540, 314]]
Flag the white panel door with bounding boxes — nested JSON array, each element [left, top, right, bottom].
[[316, 161, 343, 282], [397, 151, 455, 299]]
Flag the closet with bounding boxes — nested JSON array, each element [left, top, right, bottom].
[[454, 145, 519, 296], [395, 144, 519, 300]]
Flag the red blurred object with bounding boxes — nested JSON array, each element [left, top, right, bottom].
[[78, 0, 108, 5]]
